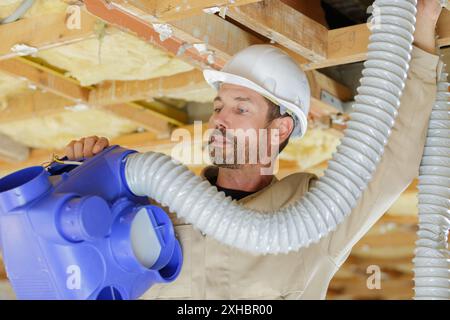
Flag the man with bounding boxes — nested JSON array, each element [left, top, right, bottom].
[[65, 0, 443, 299]]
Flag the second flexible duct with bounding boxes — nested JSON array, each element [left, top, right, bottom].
[[414, 63, 450, 300]]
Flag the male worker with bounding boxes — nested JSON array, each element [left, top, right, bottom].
[[65, 0, 443, 299]]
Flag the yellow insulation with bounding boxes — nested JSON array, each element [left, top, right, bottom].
[[36, 30, 195, 86], [280, 128, 341, 170], [0, 108, 139, 149]]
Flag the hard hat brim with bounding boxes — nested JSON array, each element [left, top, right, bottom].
[[203, 69, 308, 138]]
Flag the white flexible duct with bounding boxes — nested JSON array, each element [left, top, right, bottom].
[[125, 0, 418, 255], [414, 63, 450, 300]]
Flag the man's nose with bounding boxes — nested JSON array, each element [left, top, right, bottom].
[[212, 109, 231, 129]]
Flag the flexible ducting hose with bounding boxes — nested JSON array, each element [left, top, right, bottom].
[[125, 0, 418, 255], [0, 0, 35, 24], [414, 62, 450, 299]]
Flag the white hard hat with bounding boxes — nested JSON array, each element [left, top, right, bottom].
[[203, 45, 310, 138]]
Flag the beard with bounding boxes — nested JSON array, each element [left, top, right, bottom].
[[207, 128, 277, 169], [207, 127, 282, 175]]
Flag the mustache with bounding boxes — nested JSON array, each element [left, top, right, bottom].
[[208, 129, 236, 144]]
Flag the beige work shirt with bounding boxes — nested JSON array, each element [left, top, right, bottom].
[[142, 47, 441, 300]]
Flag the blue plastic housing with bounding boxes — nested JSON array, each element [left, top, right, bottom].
[[0, 146, 182, 300]]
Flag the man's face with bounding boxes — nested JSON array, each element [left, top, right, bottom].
[[208, 83, 278, 169]]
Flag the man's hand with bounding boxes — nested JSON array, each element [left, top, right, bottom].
[[414, 0, 443, 54], [65, 136, 110, 160]]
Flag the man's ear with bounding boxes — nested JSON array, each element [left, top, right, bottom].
[[270, 116, 294, 145]]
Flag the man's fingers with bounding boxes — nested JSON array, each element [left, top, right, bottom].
[[73, 139, 85, 160], [83, 136, 98, 158], [65, 140, 76, 160], [65, 136, 109, 161], [93, 137, 109, 154]]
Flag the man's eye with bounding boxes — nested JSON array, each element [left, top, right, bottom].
[[237, 107, 248, 114], [213, 106, 222, 113]]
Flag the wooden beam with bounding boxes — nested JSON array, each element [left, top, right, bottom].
[[0, 11, 99, 61], [101, 104, 172, 133], [306, 10, 450, 70], [306, 70, 353, 115], [113, 0, 263, 22], [0, 58, 90, 102], [309, 23, 369, 70], [169, 12, 259, 67], [89, 69, 207, 106], [227, 0, 328, 61], [280, 0, 327, 26], [131, 101, 188, 126], [0, 91, 73, 123]]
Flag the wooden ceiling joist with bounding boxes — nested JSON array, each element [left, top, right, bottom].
[[102, 103, 173, 132], [89, 69, 206, 106], [0, 58, 90, 102], [227, 0, 328, 62], [0, 11, 99, 61], [306, 10, 450, 70], [0, 91, 74, 124], [112, 0, 263, 22], [312, 23, 369, 71]]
